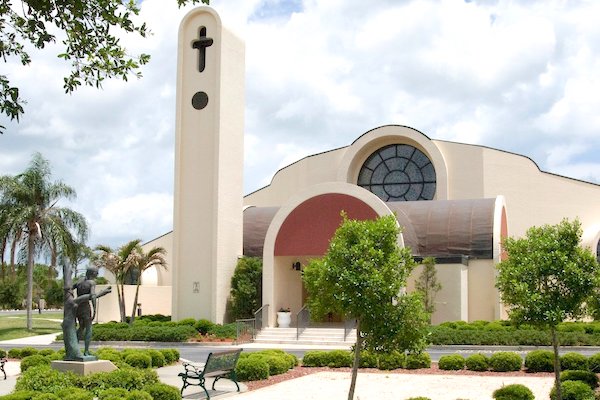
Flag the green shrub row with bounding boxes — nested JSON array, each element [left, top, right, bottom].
[[301, 350, 431, 370], [525, 350, 600, 373], [430, 324, 600, 346], [4, 364, 181, 400], [438, 352, 522, 372], [91, 324, 197, 342], [15, 347, 179, 373], [438, 320, 600, 334], [234, 350, 298, 381], [92, 318, 238, 341]]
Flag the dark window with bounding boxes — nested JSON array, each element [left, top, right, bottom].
[[358, 144, 436, 201]]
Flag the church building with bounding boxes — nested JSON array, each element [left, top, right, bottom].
[[102, 7, 600, 328]]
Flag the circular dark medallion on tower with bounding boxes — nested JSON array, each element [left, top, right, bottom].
[[357, 144, 436, 201], [192, 91, 209, 110]]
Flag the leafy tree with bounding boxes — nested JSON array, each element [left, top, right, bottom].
[[229, 257, 262, 319], [303, 214, 429, 400], [0, 153, 88, 329], [0, 276, 24, 309], [415, 256, 441, 322], [496, 219, 600, 400], [0, 0, 209, 132]]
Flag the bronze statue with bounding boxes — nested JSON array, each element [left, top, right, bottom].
[[62, 262, 111, 361]]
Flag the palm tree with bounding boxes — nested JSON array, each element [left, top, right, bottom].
[[0, 153, 88, 330], [94, 239, 141, 323], [129, 245, 167, 325]]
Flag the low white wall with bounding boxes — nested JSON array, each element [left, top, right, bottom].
[[95, 285, 172, 323]]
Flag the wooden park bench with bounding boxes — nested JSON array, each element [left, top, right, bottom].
[[1, 357, 6, 380], [178, 349, 242, 399]]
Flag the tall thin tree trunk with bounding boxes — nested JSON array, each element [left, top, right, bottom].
[[551, 327, 562, 400], [26, 233, 35, 331], [9, 238, 17, 279], [130, 282, 141, 326], [348, 319, 362, 400], [118, 283, 127, 323]]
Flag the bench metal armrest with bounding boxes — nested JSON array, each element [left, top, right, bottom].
[[182, 362, 204, 376]]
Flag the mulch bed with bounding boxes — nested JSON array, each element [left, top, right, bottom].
[[244, 364, 555, 391]]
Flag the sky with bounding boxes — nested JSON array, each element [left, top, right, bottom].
[[1, 0, 599, 250]]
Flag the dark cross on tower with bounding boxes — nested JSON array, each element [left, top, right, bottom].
[[192, 27, 213, 73]]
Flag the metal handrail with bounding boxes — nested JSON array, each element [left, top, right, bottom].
[[254, 304, 269, 331], [296, 304, 310, 340], [235, 318, 255, 343], [343, 317, 357, 341]]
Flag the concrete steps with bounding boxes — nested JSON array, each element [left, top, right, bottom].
[[254, 327, 357, 346]]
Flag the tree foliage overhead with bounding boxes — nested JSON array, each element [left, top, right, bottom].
[[495, 218, 600, 400], [303, 213, 429, 400], [0, 0, 209, 132]]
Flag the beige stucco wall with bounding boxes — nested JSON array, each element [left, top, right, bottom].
[[272, 255, 310, 327], [466, 259, 497, 321], [141, 233, 173, 286], [407, 263, 468, 324], [95, 285, 172, 323]]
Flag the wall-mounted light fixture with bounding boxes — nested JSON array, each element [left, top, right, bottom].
[[292, 261, 302, 271]]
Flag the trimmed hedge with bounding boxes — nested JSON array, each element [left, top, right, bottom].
[[438, 354, 465, 371], [492, 384, 534, 400], [550, 380, 594, 400], [142, 383, 181, 400], [235, 357, 270, 381], [560, 370, 599, 389], [20, 355, 50, 372], [489, 352, 522, 372], [92, 324, 197, 342], [406, 353, 431, 369], [524, 350, 554, 372], [465, 354, 488, 372], [377, 351, 405, 370], [560, 352, 588, 371]]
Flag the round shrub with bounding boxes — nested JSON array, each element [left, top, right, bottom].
[[492, 384, 534, 400], [37, 349, 55, 357], [588, 353, 600, 373], [359, 351, 378, 368], [560, 370, 599, 389], [98, 388, 128, 400], [96, 349, 122, 364], [194, 319, 214, 335], [143, 383, 181, 400], [0, 349, 6, 358], [489, 352, 522, 372], [31, 394, 59, 400], [465, 354, 489, 372], [324, 350, 353, 368], [147, 350, 166, 368], [438, 354, 465, 371], [159, 349, 178, 365], [560, 352, 588, 371], [82, 368, 158, 395], [235, 357, 270, 381], [55, 388, 94, 400], [19, 347, 38, 358], [406, 398, 431, 400], [405, 352, 431, 369], [550, 380, 595, 400], [20, 355, 50, 372], [302, 351, 327, 367], [8, 348, 21, 359], [125, 390, 152, 400], [177, 318, 197, 327], [125, 353, 152, 369], [377, 351, 405, 370], [524, 350, 554, 372], [250, 353, 289, 375]]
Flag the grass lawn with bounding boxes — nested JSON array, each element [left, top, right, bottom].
[[0, 312, 62, 341]]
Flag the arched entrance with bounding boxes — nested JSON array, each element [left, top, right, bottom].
[[261, 182, 400, 327]]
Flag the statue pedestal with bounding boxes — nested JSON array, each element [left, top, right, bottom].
[[51, 360, 117, 376]]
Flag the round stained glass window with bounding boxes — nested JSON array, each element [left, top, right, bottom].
[[357, 144, 436, 201]]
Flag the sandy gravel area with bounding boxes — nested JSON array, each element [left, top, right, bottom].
[[237, 371, 554, 400]]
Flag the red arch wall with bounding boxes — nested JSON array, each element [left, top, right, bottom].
[[274, 193, 378, 256]]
